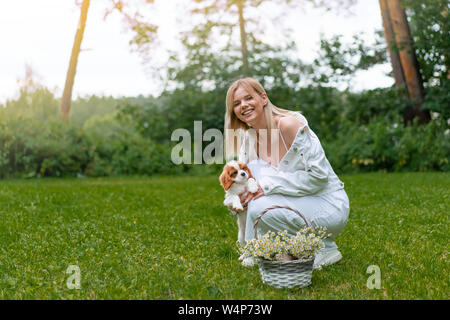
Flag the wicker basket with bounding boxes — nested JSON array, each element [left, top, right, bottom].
[[254, 205, 314, 289]]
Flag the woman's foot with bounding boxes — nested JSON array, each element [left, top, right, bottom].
[[313, 249, 342, 270], [239, 254, 256, 267], [241, 257, 256, 267]]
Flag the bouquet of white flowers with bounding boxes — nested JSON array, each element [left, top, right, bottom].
[[240, 227, 328, 262]]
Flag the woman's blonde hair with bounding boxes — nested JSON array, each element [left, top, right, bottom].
[[224, 77, 297, 160]]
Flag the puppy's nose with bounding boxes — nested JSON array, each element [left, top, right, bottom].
[[240, 172, 246, 177]]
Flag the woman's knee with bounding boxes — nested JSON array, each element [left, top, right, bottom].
[[247, 197, 268, 220]]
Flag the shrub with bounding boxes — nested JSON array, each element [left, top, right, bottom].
[[82, 114, 181, 176], [323, 117, 450, 174], [0, 117, 90, 178]]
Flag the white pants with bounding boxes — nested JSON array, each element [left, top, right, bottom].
[[246, 164, 350, 252]]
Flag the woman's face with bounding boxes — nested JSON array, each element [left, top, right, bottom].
[[232, 86, 267, 126]]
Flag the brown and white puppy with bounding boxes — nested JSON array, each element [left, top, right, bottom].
[[219, 160, 258, 248]]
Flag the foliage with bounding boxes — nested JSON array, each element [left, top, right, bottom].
[[1, 87, 60, 122], [422, 78, 450, 120], [70, 95, 121, 126], [104, 0, 158, 57], [82, 113, 179, 176], [166, 15, 309, 93], [1, 75, 448, 179], [0, 90, 181, 179], [0, 89, 87, 178], [400, 0, 450, 122], [323, 117, 450, 174], [313, 1, 450, 121], [1, 1, 448, 178], [313, 31, 388, 85], [403, 0, 449, 87], [0, 116, 89, 178]]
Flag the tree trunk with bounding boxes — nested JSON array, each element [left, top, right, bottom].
[[236, 0, 249, 75], [379, 0, 413, 126], [60, 0, 90, 122], [379, 0, 405, 87], [386, 0, 430, 125]]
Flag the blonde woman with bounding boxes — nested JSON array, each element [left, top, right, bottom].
[[224, 77, 350, 269]]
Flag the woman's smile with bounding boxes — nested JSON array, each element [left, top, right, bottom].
[[241, 108, 254, 117], [233, 86, 267, 126]]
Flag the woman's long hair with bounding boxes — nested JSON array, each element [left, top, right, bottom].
[[224, 77, 297, 160]]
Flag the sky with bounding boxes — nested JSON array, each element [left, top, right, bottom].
[[0, 0, 394, 104]]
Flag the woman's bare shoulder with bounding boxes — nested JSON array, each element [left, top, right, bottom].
[[278, 115, 305, 139]]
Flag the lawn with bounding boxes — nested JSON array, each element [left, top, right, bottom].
[[0, 172, 448, 299]]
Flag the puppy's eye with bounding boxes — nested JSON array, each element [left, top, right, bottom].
[[230, 171, 237, 177]]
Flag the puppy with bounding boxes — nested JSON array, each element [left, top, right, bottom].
[[219, 160, 258, 267]]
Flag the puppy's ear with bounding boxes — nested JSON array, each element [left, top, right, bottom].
[[219, 169, 233, 191], [241, 163, 254, 179]]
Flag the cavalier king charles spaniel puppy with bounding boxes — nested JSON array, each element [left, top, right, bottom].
[[220, 160, 258, 267]]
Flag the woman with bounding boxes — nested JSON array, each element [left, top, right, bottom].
[[224, 77, 350, 269]]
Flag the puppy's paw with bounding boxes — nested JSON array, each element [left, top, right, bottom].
[[232, 203, 244, 211], [247, 178, 258, 193], [241, 257, 256, 268]]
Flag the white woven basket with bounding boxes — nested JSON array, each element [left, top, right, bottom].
[[254, 205, 315, 289]]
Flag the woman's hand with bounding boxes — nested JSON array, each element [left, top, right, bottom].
[[240, 184, 264, 211]]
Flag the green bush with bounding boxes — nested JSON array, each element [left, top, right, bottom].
[[323, 117, 450, 174], [1, 87, 59, 121], [83, 114, 181, 176], [0, 115, 90, 178], [70, 95, 120, 127]]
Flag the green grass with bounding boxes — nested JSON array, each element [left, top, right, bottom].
[[0, 172, 448, 299]]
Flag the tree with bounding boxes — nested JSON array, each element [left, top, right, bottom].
[[189, 0, 356, 77], [236, 0, 249, 74], [187, 0, 262, 77], [402, 0, 449, 86], [61, 0, 90, 122], [402, 0, 449, 121], [312, 31, 388, 86], [378, 0, 430, 125], [61, 0, 158, 122], [104, 0, 158, 59]]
